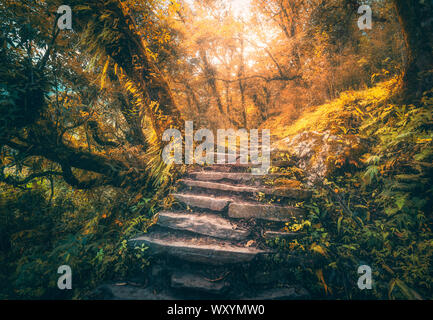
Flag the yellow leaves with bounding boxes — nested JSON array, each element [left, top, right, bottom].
[[79, 111, 89, 118], [168, 0, 181, 15], [268, 79, 395, 138], [100, 59, 110, 90], [287, 239, 304, 250], [290, 224, 303, 232], [310, 242, 329, 258], [146, 47, 158, 61], [286, 220, 311, 235], [334, 158, 345, 168], [273, 178, 302, 188], [357, 57, 368, 67], [416, 138, 432, 144]]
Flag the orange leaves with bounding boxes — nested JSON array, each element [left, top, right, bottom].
[[310, 242, 329, 258], [349, 160, 359, 167], [316, 269, 332, 295], [100, 58, 110, 90], [334, 158, 345, 168], [134, 193, 143, 202]]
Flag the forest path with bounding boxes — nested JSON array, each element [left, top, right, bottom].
[[96, 155, 313, 300]]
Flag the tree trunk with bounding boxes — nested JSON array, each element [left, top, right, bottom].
[[71, 0, 182, 140], [394, 0, 433, 100]]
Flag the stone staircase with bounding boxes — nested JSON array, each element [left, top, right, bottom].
[[96, 153, 313, 300]]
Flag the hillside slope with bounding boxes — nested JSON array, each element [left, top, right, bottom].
[[263, 78, 433, 299]]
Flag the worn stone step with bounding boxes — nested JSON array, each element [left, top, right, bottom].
[[172, 193, 231, 211], [93, 284, 176, 300], [180, 179, 261, 194], [263, 230, 300, 239], [157, 211, 250, 240], [191, 152, 241, 165], [188, 171, 275, 183], [202, 162, 271, 175], [204, 162, 254, 171], [129, 231, 267, 265], [170, 271, 229, 294], [228, 202, 304, 222], [179, 179, 312, 200], [245, 287, 309, 300]]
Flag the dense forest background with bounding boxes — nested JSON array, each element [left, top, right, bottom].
[[1, 0, 432, 299]]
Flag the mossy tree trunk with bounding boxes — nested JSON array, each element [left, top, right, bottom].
[[394, 0, 433, 100]]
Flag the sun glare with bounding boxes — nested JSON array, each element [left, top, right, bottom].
[[229, 0, 252, 19]]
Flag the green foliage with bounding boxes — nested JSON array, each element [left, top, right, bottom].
[[271, 82, 433, 299], [0, 178, 161, 299]]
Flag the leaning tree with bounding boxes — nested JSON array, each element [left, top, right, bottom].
[[393, 0, 433, 99], [0, 0, 183, 192]]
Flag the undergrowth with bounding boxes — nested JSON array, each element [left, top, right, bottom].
[[268, 78, 433, 299]]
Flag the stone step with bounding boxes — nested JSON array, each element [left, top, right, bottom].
[[263, 230, 300, 239], [172, 193, 231, 212], [191, 152, 241, 165], [93, 284, 176, 300], [188, 171, 276, 184], [203, 162, 255, 171], [170, 271, 229, 295], [202, 162, 271, 175], [129, 230, 267, 265], [173, 192, 306, 221], [228, 202, 304, 222], [245, 287, 309, 300], [157, 211, 250, 240], [179, 179, 312, 200], [204, 160, 293, 167]]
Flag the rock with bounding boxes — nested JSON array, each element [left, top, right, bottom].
[[270, 187, 312, 200], [249, 270, 287, 285], [129, 230, 267, 265], [247, 287, 310, 300], [170, 271, 229, 294], [157, 211, 250, 240], [228, 202, 304, 222], [263, 230, 299, 239], [188, 172, 263, 183], [180, 179, 312, 199], [94, 284, 176, 300], [172, 193, 230, 211], [279, 131, 364, 185], [180, 179, 260, 194]]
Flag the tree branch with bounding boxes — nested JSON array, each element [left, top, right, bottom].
[[0, 170, 63, 187]]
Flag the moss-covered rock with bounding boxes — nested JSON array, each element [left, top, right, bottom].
[[277, 131, 365, 185]]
